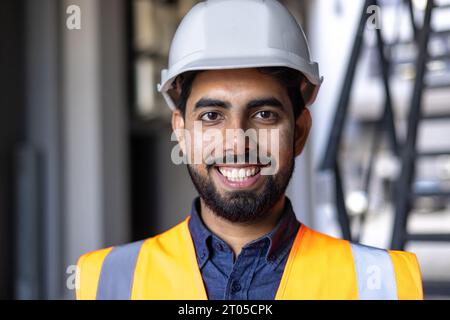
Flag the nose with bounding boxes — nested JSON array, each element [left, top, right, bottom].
[[222, 115, 257, 162]]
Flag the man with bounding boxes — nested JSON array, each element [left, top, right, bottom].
[[76, 0, 423, 300]]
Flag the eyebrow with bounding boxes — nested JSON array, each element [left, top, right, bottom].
[[194, 97, 284, 110]]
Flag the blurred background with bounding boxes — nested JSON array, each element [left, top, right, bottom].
[[1, 0, 450, 300]]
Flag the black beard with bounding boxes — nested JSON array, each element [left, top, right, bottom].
[[187, 159, 295, 223]]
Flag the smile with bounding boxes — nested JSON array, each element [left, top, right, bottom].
[[214, 165, 264, 189], [217, 166, 261, 182]]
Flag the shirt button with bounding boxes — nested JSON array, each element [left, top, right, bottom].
[[215, 243, 224, 251], [231, 281, 241, 293], [200, 251, 206, 258]]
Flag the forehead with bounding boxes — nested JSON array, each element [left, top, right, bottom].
[[189, 68, 288, 100]]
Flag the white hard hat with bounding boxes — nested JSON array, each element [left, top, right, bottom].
[[157, 0, 322, 110]]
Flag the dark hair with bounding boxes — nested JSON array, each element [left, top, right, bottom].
[[174, 67, 305, 119]]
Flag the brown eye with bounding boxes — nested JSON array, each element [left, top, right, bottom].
[[255, 111, 277, 120], [200, 112, 222, 122]]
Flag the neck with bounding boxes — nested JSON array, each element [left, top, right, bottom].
[[199, 196, 286, 258]]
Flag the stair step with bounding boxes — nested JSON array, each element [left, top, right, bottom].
[[423, 280, 450, 297], [416, 150, 450, 157], [413, 189, 450, 197], [431, 29, 450, 38], [433, 3, 450, 10], [406, 233, 450, 242], [425, 81, 450, 89], [421, 112, 450, 120]]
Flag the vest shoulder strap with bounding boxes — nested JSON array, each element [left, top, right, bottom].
[[278, 225, 423, 300], [76, 247, 113, 300], [130, 218, 207, 299], [95, 240, 145, 299], [76, 240, 144, 300], [350, 243, 398, 299], [350, 244, 423, 300], [76, 218, 206, 300]]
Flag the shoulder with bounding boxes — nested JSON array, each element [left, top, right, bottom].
[[299, 225, 423, 299], [299, 224, 351, 252], [76, 218, 190, 300], [387, 249, 423, 299], [150, 217, 191, 245], [76, 246, 113, 300], [301, 224, 421, 267]]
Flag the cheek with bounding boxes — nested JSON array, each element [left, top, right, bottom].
[[202, 129, 225, 162], [184, 125, 222, 169], [271, 128, 294, 166], [184, 123, 211, 165], [259, 127, 294, 153], [192, 164, 208, 175], [279, 129, 294, 151]]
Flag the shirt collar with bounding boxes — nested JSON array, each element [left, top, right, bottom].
[[188, 197, 300, 269], [188, 198, 212, 268], [242, 198, 299, 267]]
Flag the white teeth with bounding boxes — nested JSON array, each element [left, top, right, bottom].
[[218, 166, 260, 182]]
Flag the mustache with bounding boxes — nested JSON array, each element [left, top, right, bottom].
[[205, 152, 273, 170]]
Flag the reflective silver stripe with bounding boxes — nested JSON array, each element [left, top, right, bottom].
[[350, 243, 398, 300], [96, 240, 144, 300]]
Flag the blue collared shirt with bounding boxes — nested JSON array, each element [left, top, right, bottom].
[[188, 197, 300, 300]]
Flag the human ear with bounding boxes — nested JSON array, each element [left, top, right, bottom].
[[294, 108, 312, 157], [172, 110, 187, 154]]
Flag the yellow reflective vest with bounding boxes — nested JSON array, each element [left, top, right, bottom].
[[76, 216, 423, 300]]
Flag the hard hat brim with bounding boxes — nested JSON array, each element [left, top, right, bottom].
[[158, 54, 322, 110]]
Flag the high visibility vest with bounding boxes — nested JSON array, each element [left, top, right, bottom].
[[76, 216, 423, 300]]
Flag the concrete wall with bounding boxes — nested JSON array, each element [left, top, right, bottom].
[[22, 0, 129, 298], [61, 0, 130, 298]]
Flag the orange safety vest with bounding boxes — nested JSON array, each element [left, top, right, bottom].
[[76, 216, 423, 300]]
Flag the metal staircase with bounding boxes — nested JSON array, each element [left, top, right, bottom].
[[320, 0, 399, 242], [320, 0, 450, 296], [391, 0, 450, 296]]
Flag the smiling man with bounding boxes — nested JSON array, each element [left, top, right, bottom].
[[76, 0, 423, 300]]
